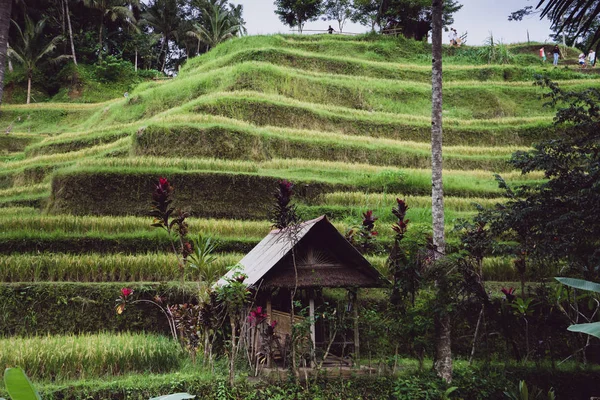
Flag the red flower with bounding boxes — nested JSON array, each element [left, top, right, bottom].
[[270, 320, 277, 328], [159, 177, 169, 187], [371, 231, 378, 236], [501, 287, 516, 302], [121, 288, 133, 298]]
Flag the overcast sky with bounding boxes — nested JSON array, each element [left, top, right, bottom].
[[238, 0, 555, 45]]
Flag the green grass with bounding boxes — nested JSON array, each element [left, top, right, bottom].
[[0, 252, 243, 282], [0, 332, 183, 381], [132, 122, 520, 171]]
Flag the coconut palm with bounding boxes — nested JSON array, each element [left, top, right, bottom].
[[430, 0, 452, 384], [8, 16, 64, 104], [537, 0, 600, 57], [83, 0, 139, 60], [0, 0, 13, 108], [142, 0, 181, 73], [187, 2, 243, 53]]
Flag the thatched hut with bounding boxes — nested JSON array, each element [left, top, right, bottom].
[[217, 215, 388, 367]]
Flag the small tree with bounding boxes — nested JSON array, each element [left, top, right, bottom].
[[350, 0, 380, 32], [346, 210, 378, 254], [274, 0, 323, 34], [322, 0, 352, 32], [187, 2, 244, 52], [150, 177, 193, 283], [8, 16, 64, 104], [216, 270, 251, 386]]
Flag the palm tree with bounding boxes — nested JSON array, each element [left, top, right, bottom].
[[8, 16, 64, 104], [0, 0, 13, 108], [142, 0, 181, 73], [186, 3, 242, 52], [63, 0, 78, 65], [431, 0, 452, 384], [83, 0, 139, 60], [537, 0, 600, 62]]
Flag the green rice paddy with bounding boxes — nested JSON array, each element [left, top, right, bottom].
[[0, 34, 591, 347]]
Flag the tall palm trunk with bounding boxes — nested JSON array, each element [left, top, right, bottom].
[[98, 18, 104, 61], [0, 0, 13, 108], [431, 0, 452, 383], [64, 0, 77, 65], [26, 70, 32, 105], [158, 34, 167, 72]]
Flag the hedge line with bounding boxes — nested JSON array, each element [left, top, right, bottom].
[[0, 164, 58, 190], [47, 170, 335, 218], [0, 135, 37, 153], [133, 124, 513, 171], [25, 130, 131, 156], [190, 47, 593, 84], [2, 366, 599, 400], [0, 233, 258, 255], [0, 282, 198, 336], [193, 96, 551, 146]]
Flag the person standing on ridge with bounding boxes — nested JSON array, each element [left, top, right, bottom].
[[327, 25, 335, 34], [589, 49, 596, 67], [552, 45, 562, 66], [579, 52, 586, 68], [539, 47, 546, 63]]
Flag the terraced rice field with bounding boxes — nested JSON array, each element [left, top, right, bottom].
[[1, 34, 595, 329]]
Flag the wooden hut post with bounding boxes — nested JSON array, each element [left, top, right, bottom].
[[351, 288, 360, 367], [309, 290, 316, 360], [266, 296, 272, 368]]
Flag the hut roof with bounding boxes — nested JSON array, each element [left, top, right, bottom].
[[217, 216, 388, 289]]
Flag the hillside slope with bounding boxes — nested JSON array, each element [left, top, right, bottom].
[[0, 34, 594, 282]]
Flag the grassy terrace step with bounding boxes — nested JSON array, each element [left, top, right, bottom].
[[23, 126, 134, 156], [188, 92, 554, 146], [0, 282, 201, 336], [133, 123, 520, 171], [43, 162, 538, 216], [0, 252, 517, 283], [0, 202, 476, 237], [0, 133, 42, 153], [120, 62, 573, 120], [0, 103, 105, 134], [0, 332, 183, 381], [186, 47, 600, 83], [3, 136, 131, 170], [0, 252, 244, 282]]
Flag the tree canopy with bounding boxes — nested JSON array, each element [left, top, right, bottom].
[[489, 79, 600, 281], [274, 0, 323, 33]]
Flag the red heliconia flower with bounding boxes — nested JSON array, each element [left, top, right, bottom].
[[121, 287, 133, 298], [159, 177, 169, 187], [501, 287, 516, 302], [362, 210, 377, 230]]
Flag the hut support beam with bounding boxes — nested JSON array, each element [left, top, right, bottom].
[[309, 294, 316, 361], [352, 288, 360, 367], [266, 297, 272, 368]]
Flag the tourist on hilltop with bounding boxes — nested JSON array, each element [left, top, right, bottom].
[[589, 49, 596, 67], [552, 45, 562, 66], [448, 28, 456, 46], [327, 25, 335, 34], [579, 52, 586, 68], [539, 47, 546, 63]]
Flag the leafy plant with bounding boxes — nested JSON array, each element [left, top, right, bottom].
[[555, 277, 600, 339], [478, 33, 513, 64], [188, 234, 222, 283], [504, 380, 555, 400], [2, 368, 40, 400], [150, 177, 192, 283]]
